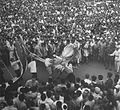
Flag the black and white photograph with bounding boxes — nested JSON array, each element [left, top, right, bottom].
[[0, 0, 120, 110]]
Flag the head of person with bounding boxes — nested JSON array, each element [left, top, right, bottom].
[[76, 77, 81, 83], [114, 74, 119, 79], [91, 87, 95, 93], [85, 74, 90, 79], [67, 39, 70, 44], [20, 87, 30, 93], [66, 82, 71, 89], [76, 90, 82, 97], [95, 87, 101, 94], [8, 80, 13, 85], [83, 89, 89, 99], [116, 46, 119, 50], [88, 94, 94, 101], [46, 90, 52, 98], [41, 93, 46, 101], [18, 94, 25, 102], [10, 58, 15, 62], [32, 74, 37, 81], [98, 75, 103, 80], [107, 72, 113, 78], [54, 94, 59, 100], [56, 101, 62, 109], [74, 83, 80, 90], [6, 99, 14, 106], [91, 75, 97, 82], [48, 76, 53, 84], [1, 83, 6, 89], [39, 103, 46, 110]]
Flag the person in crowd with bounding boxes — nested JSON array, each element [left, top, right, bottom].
[[105, 72, 113, 90], [109, 46, 120, 73], [25, 74, 39, 90], [13, 94, 27, 110], [84, 94, 95, 110], [97, 75, 104, 90], [46, 90, 56, 109], [2, 99, 17, 110], [38, 93, 51, 110], [1, 0, 120, 110], [84, 74, 91, 85], [83, 41, 89, 64], [91, 75, 97, 87], [28, 57, 37, 77], [5, 80, 19, 101]]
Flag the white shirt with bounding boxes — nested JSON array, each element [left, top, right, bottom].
[[84, 79, 91, 84], [110, 49, 120, 61], [28, 61, 37, 73]]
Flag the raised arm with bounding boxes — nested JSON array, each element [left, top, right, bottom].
[[109, 50, 116, 56]]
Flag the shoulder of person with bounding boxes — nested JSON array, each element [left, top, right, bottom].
[[26, 79, 32, 83], [35, 80, 39, 83]]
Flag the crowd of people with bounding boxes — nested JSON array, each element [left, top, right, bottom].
[[1, 72, 120, 110], [0, 0, 120, 68], [1, 0, 120, 109]]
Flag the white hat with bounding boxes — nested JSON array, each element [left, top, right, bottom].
[[95, 87, 101, 94]]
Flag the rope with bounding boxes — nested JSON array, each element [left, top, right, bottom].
[[13, 47, 23, 83], [13, 41, 28, 83]]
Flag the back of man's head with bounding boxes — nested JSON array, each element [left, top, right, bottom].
[[7, 99, 13, 106], [19, 94, 24, 102], [91, 75, 97, 81], [85, 74, 90, 79], [41, 93, 46, 101], [107, 72, 113, 78], [46, 90, 52, 98], [98, 75, 103, 80], [56, 101, 62, 109], [39, 103, 46, 110]]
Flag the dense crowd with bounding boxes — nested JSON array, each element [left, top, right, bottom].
[[1, 72, 120, 110], [0, 0, 120, 71], [0, 0, 120, 41], [1, 0, 120, 110]]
